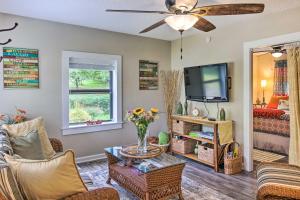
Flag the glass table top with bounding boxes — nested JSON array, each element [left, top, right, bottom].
[[105, 146, 185, 173]]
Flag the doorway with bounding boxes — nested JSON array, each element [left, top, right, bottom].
[[243, 32, 300, 172], [251, 51, 289, 166]]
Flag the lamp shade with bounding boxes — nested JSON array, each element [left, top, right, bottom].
[[272, 52, 283, 58], [261, 80, 267, 88], [165, 14, 198, 31]]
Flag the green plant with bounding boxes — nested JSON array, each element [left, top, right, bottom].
[[69, 102, 91, 123]]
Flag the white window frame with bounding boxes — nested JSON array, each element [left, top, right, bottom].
[[62, 51, 122, 135]]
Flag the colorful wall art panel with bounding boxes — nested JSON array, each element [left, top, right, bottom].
[[3, 47, 39, 89], [139, 60, 158, 90]]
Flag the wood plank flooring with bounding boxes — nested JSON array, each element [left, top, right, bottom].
[[180, 156, 257, 200]]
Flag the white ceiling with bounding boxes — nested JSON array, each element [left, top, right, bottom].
[[1, 0, 300, 41]]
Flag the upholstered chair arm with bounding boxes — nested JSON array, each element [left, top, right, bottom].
[[49, 138, 63, 153], [64, 188, 120, 200]]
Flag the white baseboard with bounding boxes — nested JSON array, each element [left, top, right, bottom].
[[76, 153, 106, 164]]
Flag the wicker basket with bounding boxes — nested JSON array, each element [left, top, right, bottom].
[[172, 120, 192, 135], [198, 143, 214, 165], [172, 138, 196, 154], [149, 143, 170, 152], [224, 142, 243, 175]]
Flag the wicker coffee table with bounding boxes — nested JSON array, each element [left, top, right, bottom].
[[105, 146, 185, 200]]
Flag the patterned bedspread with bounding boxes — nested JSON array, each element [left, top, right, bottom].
[[253, 117, 290, 137], [253, 108, 286, 119]]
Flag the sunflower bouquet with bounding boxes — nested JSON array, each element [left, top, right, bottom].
[[126, 107, 159, 152]]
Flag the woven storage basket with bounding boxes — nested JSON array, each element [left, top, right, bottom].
[[149, 143, 170, 152], [172, 138, 196, 154], [172, 120, 192, 135], [224, 142, 242, 175]]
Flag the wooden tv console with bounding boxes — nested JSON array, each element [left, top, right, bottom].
[[171, 115, 233, 172]]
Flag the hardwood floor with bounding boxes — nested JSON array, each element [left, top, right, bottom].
[[80, 155, 264, 199], [180, 156, 257, 200]]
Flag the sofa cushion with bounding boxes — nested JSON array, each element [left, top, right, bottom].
[[5, 150, 87, 200], [2, 117, 55, 159], [10, 130, 44, 160]]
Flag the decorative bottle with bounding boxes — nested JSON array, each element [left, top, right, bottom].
[[220, 108, 226, 121], [184, 99, 188, 115], [176, 102, 183, 115]]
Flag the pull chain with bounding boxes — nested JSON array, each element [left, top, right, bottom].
[[180, 30, 183, 60]]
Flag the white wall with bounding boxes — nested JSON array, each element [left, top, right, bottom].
[[252, 53, 275, 103], [0, 13, 171, 157], [171, 7, 300, 147]]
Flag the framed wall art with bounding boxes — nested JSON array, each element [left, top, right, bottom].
[[139, 60, 158, 90], [3, 47, 39, 89]]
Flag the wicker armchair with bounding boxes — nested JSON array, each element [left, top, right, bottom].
[[257, 162, 300, 200], [49, 138, 120, 200]]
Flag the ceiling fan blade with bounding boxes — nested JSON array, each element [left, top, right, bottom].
[[140, 20, 166, 33], [192, 4, 265, 16], [192, 16, 216, 32], [106, 9, 171, 14]]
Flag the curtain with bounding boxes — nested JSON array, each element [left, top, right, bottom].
[[273, 60, 288, 96], [287, 47, 300, 166]]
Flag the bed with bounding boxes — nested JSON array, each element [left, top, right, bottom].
[[253, 99, 290, 155]]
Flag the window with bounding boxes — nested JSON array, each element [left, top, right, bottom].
[[62, 51, 122, 135]]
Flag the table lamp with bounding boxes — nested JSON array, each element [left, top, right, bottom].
[[261, 80, 267, 104]]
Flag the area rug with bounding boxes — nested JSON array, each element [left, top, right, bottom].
[[78, 160, 234, 200], [253, 149, 286, 162]]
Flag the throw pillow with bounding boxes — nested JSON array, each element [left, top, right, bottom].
[[278, 99, 289, 110], [158, 131, 169, 145], [0, 129, 14, 156], [2, 117, 55, 159], [267, 96, 289, 109], [10, 130, 44, 160], [0, 161, 24, 200], [5, 150, 87, 200]]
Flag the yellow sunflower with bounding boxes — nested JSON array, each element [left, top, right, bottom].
[[133, 107, 144, 115], [151, 107, 159, 113]]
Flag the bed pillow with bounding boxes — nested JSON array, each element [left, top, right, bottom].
[[10, 130, 44, 160], [2, 117, 55, 159], [278, 99, 289, 110], [253, 108, 286, 119], [5, 150, 87, 200], [267, 96, 289, 109]]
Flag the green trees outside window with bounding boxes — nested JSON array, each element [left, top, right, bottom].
[[69, 68, 112, 124]]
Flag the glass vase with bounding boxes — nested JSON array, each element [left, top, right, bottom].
[[137, 125, 148, 153]]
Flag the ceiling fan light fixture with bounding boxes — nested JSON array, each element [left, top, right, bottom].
[[165, 14, 198, 31], [272, 52, 283, 58], [272, 48, 283, 58]]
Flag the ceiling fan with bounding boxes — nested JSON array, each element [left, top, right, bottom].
[[254, 45, 286, 58], [106, 0, 265, 33]]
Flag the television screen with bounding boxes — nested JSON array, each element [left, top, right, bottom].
[[184, 63, 229, 102]]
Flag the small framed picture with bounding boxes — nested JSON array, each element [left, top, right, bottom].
[[139, 60, 158, 90], [3, 47, 39, 89]]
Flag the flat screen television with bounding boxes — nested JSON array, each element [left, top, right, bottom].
[[184, 63, 230, 102]]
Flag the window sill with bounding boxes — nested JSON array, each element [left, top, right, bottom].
[[62, 121, 123, 136]]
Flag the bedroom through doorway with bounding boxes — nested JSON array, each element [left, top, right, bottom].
[[252, 48, 289, 165]]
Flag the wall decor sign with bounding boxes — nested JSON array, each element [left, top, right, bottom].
[[3, 47, 39, 89], [139, 60, 158, 90]]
